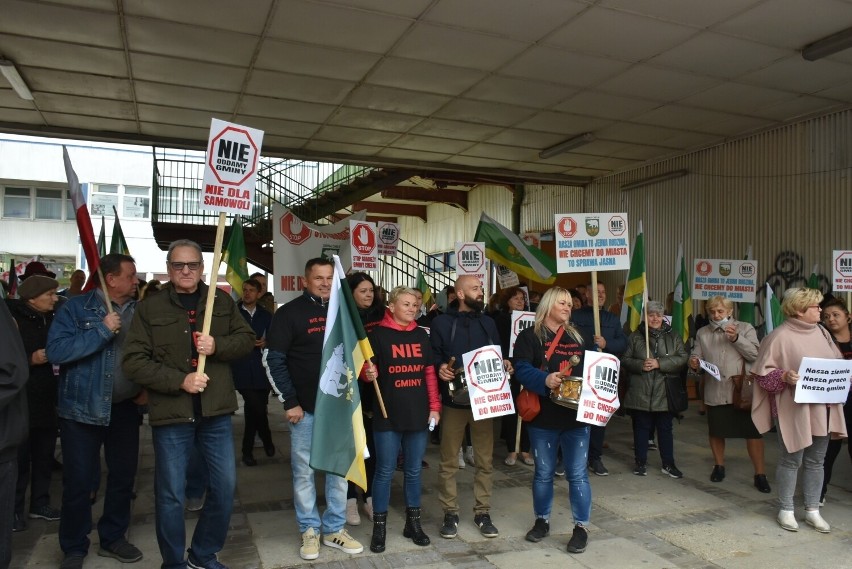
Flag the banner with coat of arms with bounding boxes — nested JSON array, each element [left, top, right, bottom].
[[554, 213, 630, 273], [692, 258, 758, 302]]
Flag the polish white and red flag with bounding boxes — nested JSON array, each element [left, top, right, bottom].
[[63, 146, 100, 288]]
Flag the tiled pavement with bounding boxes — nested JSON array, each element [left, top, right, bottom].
[[11, 400, 852, 569]]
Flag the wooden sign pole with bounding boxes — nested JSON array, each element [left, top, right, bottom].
[[196, 212, 227, 376], [591, 270, 601, 347]]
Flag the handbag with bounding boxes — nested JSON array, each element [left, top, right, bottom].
[[518, 327, 564, 422], [665, 374, 689, 416], [730, 361, 753, 411]]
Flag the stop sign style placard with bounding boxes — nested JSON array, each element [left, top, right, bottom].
[[377, 221, 400, 256], [201, 118, 264, 215], [455, 241, 487, 284], [833, 250, 852, 292], [350, 220, 378, 271], [462, 345, 515, 421]]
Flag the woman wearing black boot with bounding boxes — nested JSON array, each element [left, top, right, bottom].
[[361, 286, 441, 553]]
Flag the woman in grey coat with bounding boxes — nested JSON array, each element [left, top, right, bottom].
[[622, 301, 688, 478]]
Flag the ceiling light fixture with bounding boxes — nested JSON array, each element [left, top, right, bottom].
[[539, 132, 596, 159], [0, 58, 34, 100], [802, 26, 852, 61], [620, 169, 688, 191]]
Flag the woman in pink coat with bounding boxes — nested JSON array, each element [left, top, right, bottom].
[[751, 287, 847, 534]]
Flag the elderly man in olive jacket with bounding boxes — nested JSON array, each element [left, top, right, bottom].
[[123, 240, 254, 569]]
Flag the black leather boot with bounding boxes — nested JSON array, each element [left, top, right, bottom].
[[370, 511, 387, 553], [403, 506, 430, 546]]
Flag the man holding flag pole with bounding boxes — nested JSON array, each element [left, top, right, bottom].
[[264, 258, 365, 561]]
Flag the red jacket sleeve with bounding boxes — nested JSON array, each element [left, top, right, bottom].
[[425, 364, 442, 413]]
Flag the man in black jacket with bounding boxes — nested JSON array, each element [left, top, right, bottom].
[[0, 301, 29, 569], [265, 258, 363, 561], [431, 275, 512, 539], [571, 282, 628, 476]]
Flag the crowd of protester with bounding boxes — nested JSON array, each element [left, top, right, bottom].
[[2, 252, 850, 569]]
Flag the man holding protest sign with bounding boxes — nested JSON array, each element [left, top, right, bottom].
[[123, 240, 255, 569], [572, 281, 628, 476], [431, 275, 511, 539]]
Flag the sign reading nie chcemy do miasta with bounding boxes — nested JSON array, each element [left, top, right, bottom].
[[200, 118, 264, 215]]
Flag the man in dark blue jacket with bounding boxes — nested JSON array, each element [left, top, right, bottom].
[[0, 301, 29, 569], [571, 282, 628, 477], [232, 278, 273, 466], [431, 275, 512, 540]]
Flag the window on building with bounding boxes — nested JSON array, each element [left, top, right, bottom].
[[35, 189, 64, 220], [123, 186, 150, 219], [3, 187, 31, 218], [90, 184, 119, 217]]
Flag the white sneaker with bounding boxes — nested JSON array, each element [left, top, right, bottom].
[[777, 510, 798, 532], [458, 448, 466, 469], [805, 510, 830, 533], [464, 446, 475, 467], [322, 528, 364, 554], [300, 528, 320, 560], [345, 498, 360, 526]]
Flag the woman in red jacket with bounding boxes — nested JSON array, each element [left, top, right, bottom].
[[362, 286, 441, 554]]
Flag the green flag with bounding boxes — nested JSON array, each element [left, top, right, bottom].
[[413, 270, 433, 312], [310, 255, 372, 491], [623, 221, 646, 331], [109, 206, 129, 255], [474, 212, 555, 284], [764, 282, 785, 335], [808, 264, 820, 289], [97, 216, 107, 257], [738, 246, 755, 325], [672, 243, 692, 343], [222, 217, 249, 297]]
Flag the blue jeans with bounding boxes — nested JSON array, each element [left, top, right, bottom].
[[528, 425, 591, 526], [152, 415, 235, 569], [633, 411, 674, 465], [372, 429, 428, 513], [58, 400, 140, 555], [289, 412, 347, 533], [185, 442, 208, 501]]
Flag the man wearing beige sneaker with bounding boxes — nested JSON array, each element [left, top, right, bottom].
[[265, 258, 364, 560]]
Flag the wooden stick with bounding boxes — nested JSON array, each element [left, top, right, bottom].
[[372, 376, 388, 419], [197, 212, 227, 376], [644, 290, 650, 359], [96, 266, 114, 315], [591, 270, 602, 351]]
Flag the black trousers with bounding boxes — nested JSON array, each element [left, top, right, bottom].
[[238, 389, 272, 455], [15, 426, 56, 515]]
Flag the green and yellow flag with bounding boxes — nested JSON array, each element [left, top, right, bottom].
[[222, 217, 249, 297], [474, 212, 556, 284], [623, 221, 646, 331], [413, 270, 433, 311], [109, 207, 130, 255], [310, 255, 372, 490], [672, 242, 692, 343]]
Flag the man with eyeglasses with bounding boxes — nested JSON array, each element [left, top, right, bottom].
[[123, 240, 254, 569]]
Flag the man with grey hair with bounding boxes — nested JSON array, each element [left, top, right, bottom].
[[124, 240, 254, 569], [571, 281, 628, 476]]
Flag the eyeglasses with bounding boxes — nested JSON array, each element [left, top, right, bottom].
[[169, 261, 202, 271], [808, 304, 822, 310]]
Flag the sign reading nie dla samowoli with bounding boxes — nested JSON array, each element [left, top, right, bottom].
[[200, 118, 264, 215]]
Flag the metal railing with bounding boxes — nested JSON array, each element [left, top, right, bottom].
[[151, 150, 454, 294]]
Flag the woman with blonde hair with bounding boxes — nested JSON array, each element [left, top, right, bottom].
[[751, 288, 847, 533], [689, 295, 769, 492], [513, 287, 592, 554]]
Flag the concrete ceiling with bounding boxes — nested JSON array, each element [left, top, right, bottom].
[[2, 0, 852, 186]]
